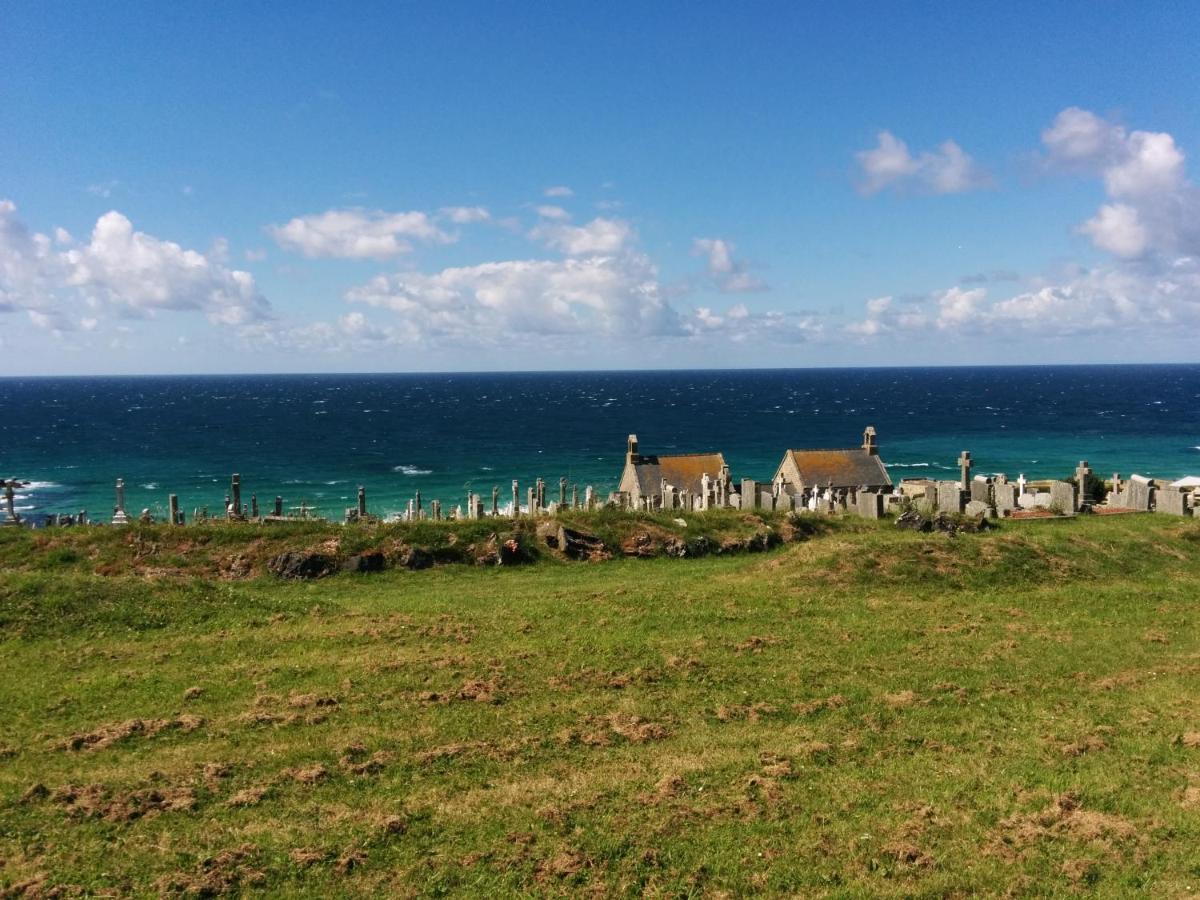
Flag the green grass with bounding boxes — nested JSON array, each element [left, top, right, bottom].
[[2, 513, 1200, 896]]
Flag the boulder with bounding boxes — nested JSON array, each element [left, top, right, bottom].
[[895, 510, 932, 532], [268, 551, 335, 580]]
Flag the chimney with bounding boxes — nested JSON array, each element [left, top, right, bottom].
[[862, 426, 878, 455]]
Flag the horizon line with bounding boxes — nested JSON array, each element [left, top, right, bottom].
[[2, 360, 1199, 380]]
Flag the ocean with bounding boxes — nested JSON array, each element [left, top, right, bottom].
[[1, 365, 1198, 521]]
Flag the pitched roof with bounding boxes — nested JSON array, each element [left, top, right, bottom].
[[784, 448, 892, 489], [631, 452, 726, 496]]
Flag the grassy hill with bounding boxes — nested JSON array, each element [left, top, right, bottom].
[[2, 512, 1200, 896]]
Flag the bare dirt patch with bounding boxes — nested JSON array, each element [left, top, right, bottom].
[[156, 843, 265, 895], [990, 792, 1144, 861], [55, 715, 204, 752], [51, 783, 196, 823]]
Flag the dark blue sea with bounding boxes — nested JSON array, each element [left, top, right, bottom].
[[2, 366, 1198, 521]]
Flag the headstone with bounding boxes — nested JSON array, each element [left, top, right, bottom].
[[1017, 493, 1039, 510], [937, 481, 964, 515], [994, 483, 1017, 515], [957, 451, 972, 490], [1157, 488, 1192, 517], [571, 484, 578, 509], [492, 486, 500, 516], [741, 479, 758, 509], [558, 477, 567, 508], [511, 481, 519, 517], [274, 496, 283, 517], [855, 490, 884, 519], [536, 478, 546, 510], [758, 490, 775, 511], [168, 493, 180, 526], [415, 489, 423, 517], [1016, 474, 1027, 497], [527, 487, 537, 517], [1127, 475, 1153, 511], [112, 478, 131, 526], [357, 486, 367, 518], [432, 499, 442, 521], [1049, 480, 1075, 513], [230, 474, 242, 519], [585, 485, 594, 510], [251, 494, 259, 518], [1074, 461, 1092, 510], [970, 476, 991, 504]]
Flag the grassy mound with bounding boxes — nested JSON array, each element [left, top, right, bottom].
[[2, 513, 1200, 895]]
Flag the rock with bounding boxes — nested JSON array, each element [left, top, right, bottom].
[[553, 526, 610, 562], [394, 545, 433, 570], [267, 552, 334, 580], [747, 529, 779, 552], [469, 535, 501, 566], [341, 551, 386, 574], [964, 500, 991, 517], [619, 531, 661, 557], [895, 510, 932, 532]]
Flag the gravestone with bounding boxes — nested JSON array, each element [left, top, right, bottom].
[[994, 483, 1017, 515], [1049, 480, 1075, 513], [1016, 474, 1028, 497], [1074, 461, 1092, 510], [559, 477, 567, 508], [230, 474, 242, 519], [527, 487, 537, 517], [957, 451, 973, 490], [492, 486, 500, 516], [758, 490, 775, 511], [585, 485, 594, 510], [357, 486, 367, 518], [112, 478, 131, 526], [168, 494, 180, 526], [856, 490, 884, 519], [251, 494, 259, 518], [741, 479, 759, 509], [1127, 475, 1153, 511], [937, 481, 964, 514], [970, 476, 992, 504], [274, 496, 283, 517], [1157, 488, 1192, 517], [511, 481, 519, 517]]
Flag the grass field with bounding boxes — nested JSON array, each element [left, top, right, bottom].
[[2, 512, 1200, 897]]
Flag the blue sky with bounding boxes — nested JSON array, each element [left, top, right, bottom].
[[2, 1, 1198, 374]]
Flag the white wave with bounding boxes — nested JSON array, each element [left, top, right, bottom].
[[394, 465, 432, 476], [22, 481, 60, 490], [887, 463, 931, 468], [141, 483, 159, 490]]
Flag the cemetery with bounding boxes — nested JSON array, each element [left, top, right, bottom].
[[4, 427, 1196, 536]]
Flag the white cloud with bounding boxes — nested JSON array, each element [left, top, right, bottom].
[[1041, 107, 1200, 259], [345, 251, 679, 340], [1079, 204, 1148, 258], [691, 237, 767, 293], [268, 208, 452, 259], [438, 205, 491, 224], [86, 180, 118, 199], [855, 130, 991, 195], [0, 200, 272, 329], [543, 185, 574, 198], [530, 216, 634, 256], [535, 205, 571, 221]]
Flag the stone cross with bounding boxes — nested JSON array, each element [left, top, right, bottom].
[[1074, 461, 1092, 510], [957, 451, 972, 490], [357, 486, 367, 517], [1, 478, 29, 524], [112, 478, 131, 526], [1016, 474, 1027, 497]]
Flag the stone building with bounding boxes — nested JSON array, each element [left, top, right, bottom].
[[770, 426, 892, 496], [616, 434, 733, 510]]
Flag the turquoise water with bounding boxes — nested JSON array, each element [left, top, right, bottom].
[[1, 365, 1197, 521]]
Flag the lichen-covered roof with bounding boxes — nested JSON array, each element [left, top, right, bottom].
[[786, 448, 892, 489], [632, 453, 726, 496]]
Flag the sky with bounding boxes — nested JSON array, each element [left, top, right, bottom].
[[2, 1, 1199, 375]]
